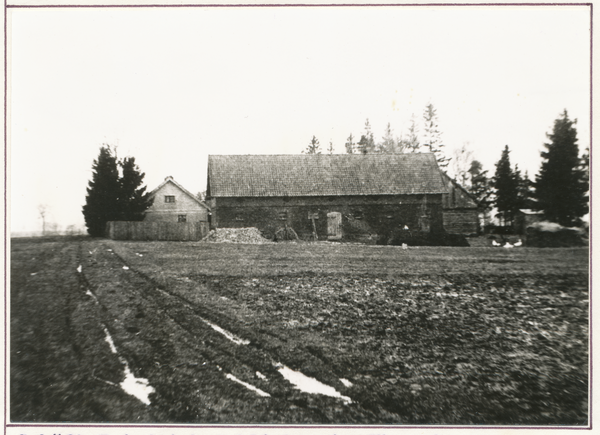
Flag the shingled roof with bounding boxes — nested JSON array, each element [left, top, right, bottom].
[[207, 153, 447, 197]]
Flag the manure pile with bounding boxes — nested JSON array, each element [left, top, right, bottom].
[[204, 228, 274, 244]]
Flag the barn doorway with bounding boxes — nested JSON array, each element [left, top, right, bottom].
[[327, 212, 342, 240]]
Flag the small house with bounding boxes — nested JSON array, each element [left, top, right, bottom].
[[206, 153, 448, 242], [144, 176, 210, 224]]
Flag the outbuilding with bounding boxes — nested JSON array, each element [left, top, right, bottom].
[[206, 153, 448, 242], [440, 171, 480, 235]]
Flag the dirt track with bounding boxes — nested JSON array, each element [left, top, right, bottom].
[[10, 237, 589, 425], [11, 237, 377, 423]]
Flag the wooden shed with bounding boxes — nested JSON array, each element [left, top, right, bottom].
[[440, 172, 480, 235], [206, 153, 448, 242]]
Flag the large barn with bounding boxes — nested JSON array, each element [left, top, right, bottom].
[[206, 153, 448, 242]]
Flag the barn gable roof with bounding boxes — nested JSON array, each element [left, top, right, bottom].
[[149, 176, 210, 210], [207, 153, 447, 197], [440, 171, 479, 209]]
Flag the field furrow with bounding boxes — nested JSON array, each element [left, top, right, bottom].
[[10, 236, 589, 425]]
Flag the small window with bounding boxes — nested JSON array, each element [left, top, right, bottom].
[[165, 195, 175, 203], [279, 211, 288, 220], [178, 215, 187, 222]]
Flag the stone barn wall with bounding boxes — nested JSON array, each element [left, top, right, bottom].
[[210, 194, 444, 242]]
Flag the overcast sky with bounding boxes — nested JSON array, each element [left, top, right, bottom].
[[8, 4, 591, 233]]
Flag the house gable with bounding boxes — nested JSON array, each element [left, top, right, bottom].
[[145, 176, 210, 223]]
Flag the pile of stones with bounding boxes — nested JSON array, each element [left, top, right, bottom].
[[203, 228, 274, 244]]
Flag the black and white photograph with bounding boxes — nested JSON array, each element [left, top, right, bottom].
[[6, 1, 591, 432]]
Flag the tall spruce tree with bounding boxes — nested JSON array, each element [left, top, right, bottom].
[[303, 135, 321, 154], [380, 122, 397, 153], [404, 114, 421, 153], [535, 110, 589, 226], [82, 145, 120, 236], [83, 146, 153, 236], [468, 160, 493, 210], [423, 103, 450, 167], [492, 145, 518, 226], [514, 166, 535, 210], [118, 157, 154, 221], [359, 119, 376, 154]]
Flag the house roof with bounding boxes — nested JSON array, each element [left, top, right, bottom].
[[207, 153, 447, 197], [149, 176, 210, 210]]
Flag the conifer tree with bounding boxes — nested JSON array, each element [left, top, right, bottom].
[[380, 122, 399, 153], [344, 133, 355, 154], [468, 160, 493, 210], [404, 114, 421, 153], [357, 135, 370, 154], [83, 146, 153, 236], [492, 145, 518, 226], [118, 157, 154, 221], [514, 166, 535, 210], [360, 119, 376, 154], [303, 135, 321, 154], [82, 145, 120, 236], [423, 103, 450, 167], [327, 140, 334, 154], [535, 110, 589, 226]]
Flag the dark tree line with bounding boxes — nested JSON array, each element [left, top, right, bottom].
[[82, 145, 153, 237], [535, 110, 588, 226], [489, 110, 588, 228]]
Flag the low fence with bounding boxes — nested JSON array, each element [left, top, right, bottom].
[[106, 221, 209, 241]]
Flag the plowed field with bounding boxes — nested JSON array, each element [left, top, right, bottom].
[[10, 237, 589, 425]]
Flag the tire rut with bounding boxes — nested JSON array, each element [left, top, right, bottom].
[[78, 239, 375, 423]]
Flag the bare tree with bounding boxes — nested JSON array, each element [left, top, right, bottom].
[[450, 142, 474, 186], [38, 204, 48, 236]]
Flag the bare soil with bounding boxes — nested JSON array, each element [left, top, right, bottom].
[[10, 236, 589, 425]]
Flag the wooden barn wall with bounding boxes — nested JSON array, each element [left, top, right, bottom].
[[211, 194, 444, 241], [106, 221, 209, 241], [442, 209, 479, 235]]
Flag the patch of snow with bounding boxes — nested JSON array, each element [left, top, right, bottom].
[[226, 373, 271, 397], [340, 378, 353, 388], [203, 319, 250, 345], [121, 363, 155, 405], [123, 266, 129, 270], [102, 326, 155, 405], [30, 272, 37, 276], [256, 371, 267, 380], [103, 327, 118, 354], [77, 265, 82, 273], [86, 290, 99, 303], [275, 363, 352, 404]]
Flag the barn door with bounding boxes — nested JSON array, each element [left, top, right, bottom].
[[327, 212, 342, 240]]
